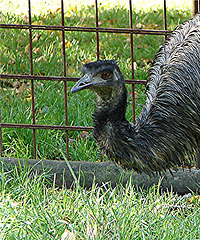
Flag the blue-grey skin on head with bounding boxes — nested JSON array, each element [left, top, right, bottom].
[[71, 60, 123, 97]]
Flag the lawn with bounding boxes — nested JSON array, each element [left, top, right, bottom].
[[0, 162, 199, 239], [1, 1, 200, 239]]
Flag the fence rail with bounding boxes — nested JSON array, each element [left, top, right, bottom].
[[0, 23, 172, 35]]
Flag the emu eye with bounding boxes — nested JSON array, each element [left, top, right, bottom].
[[101, 72, 111, 79]]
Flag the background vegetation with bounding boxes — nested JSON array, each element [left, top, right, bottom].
[[0, 0, 191, 161]]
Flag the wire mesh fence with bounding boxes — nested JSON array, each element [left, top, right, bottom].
[[0, 0, 195, 161]]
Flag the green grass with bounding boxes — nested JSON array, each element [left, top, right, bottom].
[[0, 162, 199, 239], [0, 3, 191, 161]]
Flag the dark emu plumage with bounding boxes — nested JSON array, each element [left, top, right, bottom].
[[71, 13, 200, 175]]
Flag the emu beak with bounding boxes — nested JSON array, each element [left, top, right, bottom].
[[71, 74, 93, 93]]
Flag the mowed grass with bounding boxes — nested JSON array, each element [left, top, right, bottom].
[[0, 2, 191, 161], [0, 162, 199, 239]]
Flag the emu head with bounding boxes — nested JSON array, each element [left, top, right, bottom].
[[71, 60, 126, 101]]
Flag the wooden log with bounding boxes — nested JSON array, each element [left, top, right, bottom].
[[1, 157, 200, 194]]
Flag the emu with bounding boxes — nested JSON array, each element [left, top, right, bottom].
[[71, 13, 200, 175]]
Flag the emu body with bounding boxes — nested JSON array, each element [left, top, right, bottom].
[[71, 13, 200, 175]]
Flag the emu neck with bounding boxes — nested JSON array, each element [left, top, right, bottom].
[[93, 84, 128, 127]]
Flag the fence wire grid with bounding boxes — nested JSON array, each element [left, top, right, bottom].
[[0, 0, 197, 160]]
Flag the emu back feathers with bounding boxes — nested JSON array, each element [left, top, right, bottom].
[[102, 14, 200, 174], [134, 13, 200, 173]]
